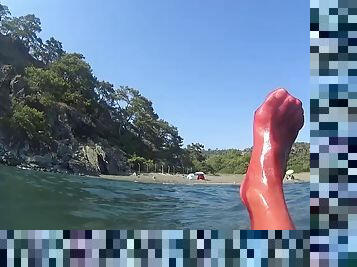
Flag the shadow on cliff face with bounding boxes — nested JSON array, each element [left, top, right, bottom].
[[98, 154, 109, 175]]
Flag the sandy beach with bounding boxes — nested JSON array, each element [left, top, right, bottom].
[[97, 172, 310, 185]]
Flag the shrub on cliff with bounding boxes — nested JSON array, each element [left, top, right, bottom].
[[10, 103, 45, 139]]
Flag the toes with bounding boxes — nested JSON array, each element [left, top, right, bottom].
[[265, 88, 288, 107], [279, 95, 296, 113], [274, 88, 289, 98], [295, 99, 302, 107], [285, 102, 301, 120], [295, 107, 304, 129], [287, 114, 304, 133], [287, 106, 304, 130], [256, 88, 289, 116], [277, 94, 304, 130]]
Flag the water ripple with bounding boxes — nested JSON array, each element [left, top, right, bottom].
[[0, 166, 310, 229]]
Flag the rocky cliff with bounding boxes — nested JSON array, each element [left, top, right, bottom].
[[0, 64, 130, 176]]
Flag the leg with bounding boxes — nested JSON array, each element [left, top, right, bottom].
[[240, 88, 304, 230]]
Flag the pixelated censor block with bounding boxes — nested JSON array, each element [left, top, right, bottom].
[[0, 230, 309, 266], [310, 0, 357, 266]]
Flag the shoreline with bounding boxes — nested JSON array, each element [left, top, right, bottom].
[[10, 164, 310, 186], [93, 172, 310, 186]]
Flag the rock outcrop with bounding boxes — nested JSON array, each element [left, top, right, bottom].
[[0, 65, 130, 176]]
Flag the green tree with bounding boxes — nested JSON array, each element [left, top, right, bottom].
[[185, 143, 214, 173], [206, 154, 224, 173], [155, 120, 183, 164], [204, 149, 251, 174], [25, 53, 97, 110], [187, 143, 206, 162], [115, 88, 158, 142], [115, 87, 159, 130], [33, 37, 65, 64], [95, 81, 116, 105], [0, 11, 64, 65], [0, 4, 10, 22], [128, 154, 147, 172], [10, 103, 46, 139], [101, 86, 185, 164], [1, 14, 41, 48]]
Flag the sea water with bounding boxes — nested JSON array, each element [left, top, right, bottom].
[[0, 166, 310, 229]]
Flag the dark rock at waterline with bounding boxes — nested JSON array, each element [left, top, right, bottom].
[[0, 137, 130, 176]]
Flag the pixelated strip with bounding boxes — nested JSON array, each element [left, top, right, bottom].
[[0, 230, 310, 266], [310, 0, 357, 265]]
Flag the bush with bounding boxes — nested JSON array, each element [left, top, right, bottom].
[[10, 103, 46, 139], [206, 150, 250, 174], [24, 54, 97, 112], [286, 142, 310, 172]]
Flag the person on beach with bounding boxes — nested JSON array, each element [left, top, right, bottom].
[[240, 88, 304, 230]]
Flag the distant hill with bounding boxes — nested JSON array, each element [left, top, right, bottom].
[[203, 147, 251, 157], [286, 142, 310, 173], [203, 142, 310, 174]]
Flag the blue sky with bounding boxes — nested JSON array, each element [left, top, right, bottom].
[[3, 0, 309, 149]]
